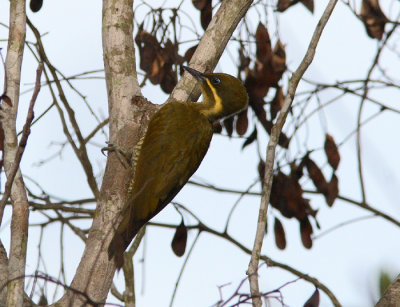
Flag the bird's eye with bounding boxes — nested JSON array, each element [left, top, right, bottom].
[[211, 77, 221, 85]]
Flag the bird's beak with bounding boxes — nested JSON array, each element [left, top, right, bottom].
[[182, 66, 206, 83]]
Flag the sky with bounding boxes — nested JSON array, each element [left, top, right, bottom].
[[1, 0, 400, 306]]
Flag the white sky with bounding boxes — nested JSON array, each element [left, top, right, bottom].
[[1, 0, 400, 306]]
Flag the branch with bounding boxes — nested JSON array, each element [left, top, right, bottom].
[[147, 221, 341, 307], [2, 1, 32, 305], [0, 63, 43, 223], [376, 274, 400, 307], [247, 0, 339, 305]]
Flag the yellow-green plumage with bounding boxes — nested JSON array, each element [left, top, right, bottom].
[[108, 66, 248, 268]]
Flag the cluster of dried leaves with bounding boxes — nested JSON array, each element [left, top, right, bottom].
[[260, 133, 340, 250], [134, 0, 215, 95], [135, 29, 183, 94]]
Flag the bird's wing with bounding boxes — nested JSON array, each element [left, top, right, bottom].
[[132, 101, 213, 222]]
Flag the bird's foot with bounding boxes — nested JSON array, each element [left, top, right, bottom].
[[101, 142, 131, 169]]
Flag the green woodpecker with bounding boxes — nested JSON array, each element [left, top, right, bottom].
[[108, 66, 248, 268]]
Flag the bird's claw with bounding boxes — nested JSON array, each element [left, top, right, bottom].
[[101, 142, 131, 169]]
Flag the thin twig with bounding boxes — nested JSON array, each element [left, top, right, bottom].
[[247, 0, 339, 305]]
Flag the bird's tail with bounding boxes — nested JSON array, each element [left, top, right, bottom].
[[108, 208, 141, 269]]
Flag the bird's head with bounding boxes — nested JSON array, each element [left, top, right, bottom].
[[183, 66, 249, 122]]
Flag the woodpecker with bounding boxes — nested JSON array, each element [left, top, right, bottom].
[[108, 66, 248, 268]]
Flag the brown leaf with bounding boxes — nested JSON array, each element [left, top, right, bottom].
[[192, 0, 208, 10], [270, 172, 306, 219], [272, 40, 286, 79], [304, 156, 328, 195], [278, 132, 290, 149], [325, 173, 339, 207], [300, 0, 314, 13], [201, 0, 212, 30], [277, 0, 291, 12], [274, 217, 286, 249], [304, 289, 320, 307], [213, 121, 222, 133], [30, 0, 43, 12], [270, 87, 284, 121], [245, 71, 270, 100], [149, 53, 166, 84], [135, 31, 160, 74], [160, 69, 177, 94], [223, 116, 234, 137], [184, 45, 198, 63], [324, 133, 340, 170], [360, 0, 388, 40], [242, 127, 257, 150], [238, 46, 250, 72], [171, 220, 188, 257], [291, 160, 305, 180], [300, 217, 313, 249], [255, 23, 272, 64], [163, 40, 183, 66], [236, 109, 248, 136]]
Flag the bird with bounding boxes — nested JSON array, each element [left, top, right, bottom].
[[108, 65, 248, 268]]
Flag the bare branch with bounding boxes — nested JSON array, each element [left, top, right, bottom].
[[247, 0, 339, 305]]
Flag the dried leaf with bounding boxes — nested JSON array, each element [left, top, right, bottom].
[[149, 53, 166, 84], [184, 45, 198, 63], [213, 121, 222, 134], [272, 40, 286, 78], [236, 109, 248, 136], [171, 220, 187, 257], [242, 127, 257, 150], [223, 116, 234, 137], [160, 69, 177, 94], [360, 0, 388, 40], [304, 289, 320, 307], [300, 217, 313, 249], [245, 72, 270, 100], [201, 0, 212, 30], [274, 217, 286, 249], [270, 87, 284, 121], [277, 0, 291, 12], [238, 46, 250, 72], [30, 0, 43, 12], [192, 0, 208, 10], [304, 156, 328, 195], [291, 160, 304, 180], [270, 172, 306, 219], [255, 23, 272, 64], [136, 31, 160, 74], [278, 132, 290, 149], [300, 0, 314, 13], [324, 134, 340, 170], [325, 173, 339, 207]]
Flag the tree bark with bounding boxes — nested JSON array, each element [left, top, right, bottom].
[[376, 274, 400, 307], [2, 1, 31, 306]]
